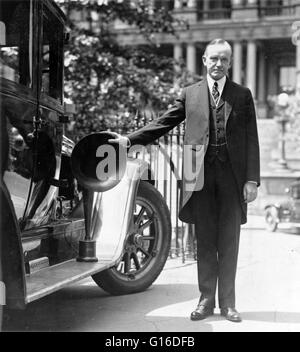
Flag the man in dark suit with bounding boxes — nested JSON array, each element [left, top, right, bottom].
[[110, 38, 260, 323]]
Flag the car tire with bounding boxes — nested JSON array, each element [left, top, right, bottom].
[[92, 181, 171, 295], [265, 206, 279, 232]]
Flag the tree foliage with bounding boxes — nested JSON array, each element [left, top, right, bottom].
[[55, 0, 200, 140]]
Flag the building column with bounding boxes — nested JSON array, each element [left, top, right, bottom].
[[186, 43, 196, 73], [257, 46, 268, 118], [267, 59, 278, 96], [174, 43, 183, 61], [258, 47, 266, 102], [233, 41, 242, 84], [246, 40, 257, 98]]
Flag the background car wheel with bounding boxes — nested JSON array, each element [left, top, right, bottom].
[[92, 181, 171, 295], [265, 206, 279, 232]]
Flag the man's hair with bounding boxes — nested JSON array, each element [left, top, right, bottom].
[[204, 38, 232, 56]]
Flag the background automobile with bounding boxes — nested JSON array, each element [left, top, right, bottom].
[[264, 179, 300, 232]]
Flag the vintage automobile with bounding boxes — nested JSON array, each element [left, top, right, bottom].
[[0, 0, 171, 329], [264, 178, 300, 232]]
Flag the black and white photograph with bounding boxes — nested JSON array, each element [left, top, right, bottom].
[[1, 0, 300, 337]]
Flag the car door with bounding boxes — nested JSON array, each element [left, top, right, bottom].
[[0, 0, 38, 224], [20, 0, 65, 230]]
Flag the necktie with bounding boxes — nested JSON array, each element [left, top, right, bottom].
[[212, 81, 220, 103]]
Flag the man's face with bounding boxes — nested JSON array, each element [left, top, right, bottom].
[[202, 43, 232, 81]]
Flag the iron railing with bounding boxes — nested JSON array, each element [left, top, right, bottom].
[[128, 120, 196, 262]]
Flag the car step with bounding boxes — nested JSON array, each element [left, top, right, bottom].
[[25, 259, 115, 304]]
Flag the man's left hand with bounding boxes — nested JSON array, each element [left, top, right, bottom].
[[243, 182, 258, 203]]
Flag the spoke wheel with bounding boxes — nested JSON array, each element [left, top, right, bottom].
[[115, 200, 158, 278], [92, 181, 171, 295]]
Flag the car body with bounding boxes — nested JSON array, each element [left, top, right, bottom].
[[0, 0, 171, 329], [261, 176, 300, 232]]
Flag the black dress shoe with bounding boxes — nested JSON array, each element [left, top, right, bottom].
[[220, 307, 242, 322], [190, 305, 214, 321]]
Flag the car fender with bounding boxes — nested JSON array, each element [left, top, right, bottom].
[[90, 157, 151, 262]]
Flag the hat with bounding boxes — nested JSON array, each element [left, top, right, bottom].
[[71, 131, 127, 192]]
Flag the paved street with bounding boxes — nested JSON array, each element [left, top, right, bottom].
[[4, 216, 300, 332]]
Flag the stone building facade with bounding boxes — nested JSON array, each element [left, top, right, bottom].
[[114, 0, 300, 119]]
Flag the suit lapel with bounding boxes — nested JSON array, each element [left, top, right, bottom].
[[197, 79, 210, 123], [223, 79, 236, 127], [195, 78, 236, 129]]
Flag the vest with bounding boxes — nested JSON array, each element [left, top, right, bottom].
[[205, 89, 228, 163]]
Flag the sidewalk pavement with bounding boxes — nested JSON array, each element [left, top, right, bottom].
[[148, 215, 300, 332], [4, 216, 300, 332], [242, 214, 266, 229]]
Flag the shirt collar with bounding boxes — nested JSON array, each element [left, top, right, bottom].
[[206, 75, 227, 99]]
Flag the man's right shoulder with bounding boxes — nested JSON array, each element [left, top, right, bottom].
[[183, 79, 204, 92]]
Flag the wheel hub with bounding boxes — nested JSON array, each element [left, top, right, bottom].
[[133, 234, 143, 247]]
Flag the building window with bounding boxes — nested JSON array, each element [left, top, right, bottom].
[[0, 0, 32, 87], [41, 7, 64, 101], [265, 0, 282, 16], [259, 0, 295, 17], [198, 0, 232, 20]]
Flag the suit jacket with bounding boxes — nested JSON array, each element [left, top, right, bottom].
[[127, 78, 260, 225]]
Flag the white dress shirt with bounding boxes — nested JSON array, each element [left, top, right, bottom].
[[207, 75, 226, 106]]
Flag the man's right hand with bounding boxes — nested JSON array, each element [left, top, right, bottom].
[[108, 132, 131, 148]]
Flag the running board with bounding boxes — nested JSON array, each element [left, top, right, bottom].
[[25, 259, 115, 303]]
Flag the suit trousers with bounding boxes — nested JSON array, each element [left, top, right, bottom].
[[190, 156, 242, 309]]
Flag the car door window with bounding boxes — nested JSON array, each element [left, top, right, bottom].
[[0, 0, 33, 87], [41, 8, 63, 101]]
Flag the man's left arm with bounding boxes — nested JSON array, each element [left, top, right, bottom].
[[244, 89, 260, 203]]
